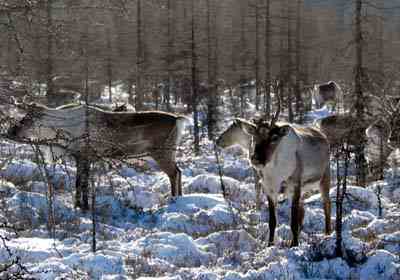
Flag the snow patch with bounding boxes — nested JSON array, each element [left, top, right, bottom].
[[359, 250, 400, 280], [132, 232, 215, 267]]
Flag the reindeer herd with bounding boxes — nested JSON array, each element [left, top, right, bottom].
[[1, 80, 399, 247]]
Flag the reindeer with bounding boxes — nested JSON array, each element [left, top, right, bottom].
[[216, 119, 263, 209], [312, 81, 341, 110], [239, 109, 331, 247], [5, 100, 187, 210], [316, 94, 400, 180], [365, 119, 394, 179], [315, 114, 369, 148]]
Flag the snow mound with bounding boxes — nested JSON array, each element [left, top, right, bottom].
[[301, 258, 351, 279], [359, 217, 399, 238], [222, 159, 253, 181], [306, 185, 385, 214], [137, 276, 183, 280], [186, 175, 255, 204], [196, 230, 257, 257], [0, 181, 18, 197], [255, 258, 301, 280], [132, 232, 215, 267], [1, 161, 73, 192], [29, 260, 77, 280], [124, 187, 163, 210], [359, 250, 400, 280], [1, 160, 40, 184], [378, 231, 400, 255], [95, 195, 126, 220], [64, 252, 125, 279], [344, 210, 376, 231], [0, 238, 64, 264], [302, 208, 326, 233], [158, 194, 237, 236], [7, 191, 73, 225]]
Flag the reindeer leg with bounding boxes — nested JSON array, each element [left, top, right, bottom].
[[74, 157, 82, 209], [290, 185, 302, 247], [154, 154, 180, 197], [81, 158, 90, 211], [321, 167, 332, 235], [75, 156, 90, 211], [254, 170, 262, 210], [267, 195, 277, 246], [299, 199, 305, 232], [176, 163, 182, 196]]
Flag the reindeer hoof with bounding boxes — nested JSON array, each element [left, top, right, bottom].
[[75, 201, 89, 212], [267, 241, 274, 247], [82, 203, 89, 212], [290, 240, 299, 247], [74, 201, 81, 209]]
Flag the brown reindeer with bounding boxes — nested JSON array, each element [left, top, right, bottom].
[[5, 101, 188, 210], [316, 111, 399, 180], [216, 119, 263, 209], [315, 114, 369, 148]]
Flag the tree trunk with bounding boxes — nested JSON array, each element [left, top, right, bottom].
[[239, 0, 246, 118], [91, 173, 96, 253], [191, 0, 200, 155], [294, 0, 302, 123], [207, 0, 217, 140], [264, 0, 271, 118], [166, 0, 173, 111], [106, 27, 113, 103], [45, 0, 55, 105], [355, 0, 366, 187], [287, 0, 294, 122], [255, 0, 260, 111], [136, 0, 144, 111]]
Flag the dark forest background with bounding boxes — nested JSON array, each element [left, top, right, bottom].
[[1, 0, 399, 111]]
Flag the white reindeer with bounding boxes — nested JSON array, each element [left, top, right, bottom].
[[239, 113, 332, 247]]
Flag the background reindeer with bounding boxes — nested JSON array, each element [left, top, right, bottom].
[[312, 81, 342, 111], [5, 100, 188, 210], [216, 119, 263, 209]]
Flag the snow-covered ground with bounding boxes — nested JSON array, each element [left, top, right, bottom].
[[0, 101, 399, 279]]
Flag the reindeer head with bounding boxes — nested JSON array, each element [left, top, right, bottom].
[[248, 122, 291, 167], [366, 119, 391, 147], [216, 118, 246, 148], [241, 96, 288, 167], [7, 97, 46, 141]]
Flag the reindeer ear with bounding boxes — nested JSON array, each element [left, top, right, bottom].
[[239, 121, 257, 136]]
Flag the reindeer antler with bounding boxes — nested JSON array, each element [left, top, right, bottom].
[[271, 82, 281, 126]]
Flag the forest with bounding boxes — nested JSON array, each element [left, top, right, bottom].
[[0, 0, 399, 279]]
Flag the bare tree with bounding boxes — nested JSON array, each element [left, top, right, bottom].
[[354, 0, 367, 187], [191, 0, 200, 155], [255, 0, 261, 111], [286, 0, 294, 122], [335, 145, 350, 258], [294, 0, 303, 123], [165, 0, 174, 111], [206, 0, 218, 140], [135, 0, 144, 111], [45, 0, 55, 105], [264, 0, 271, 118]]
